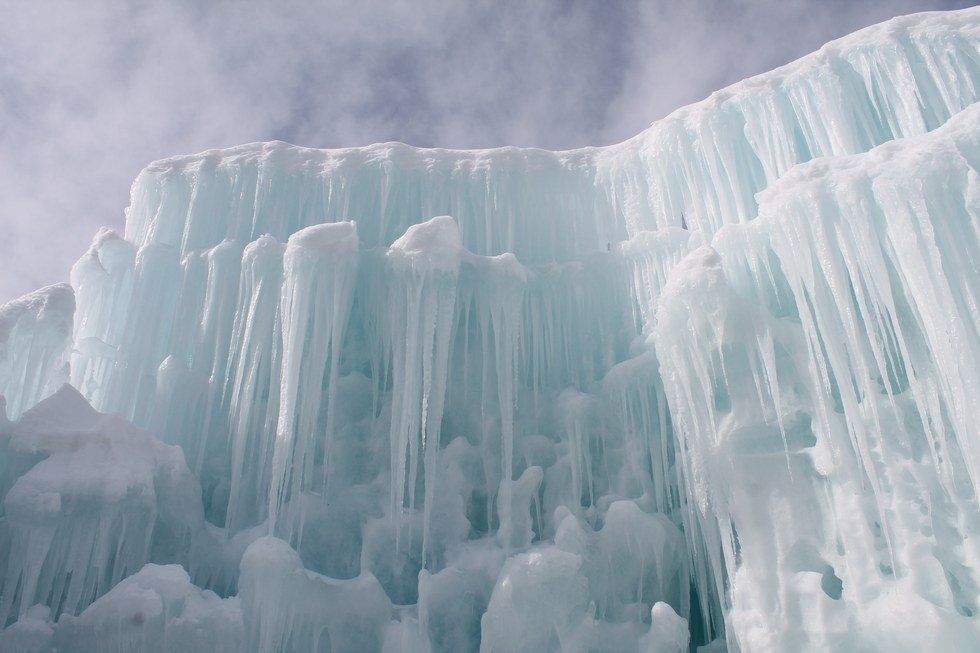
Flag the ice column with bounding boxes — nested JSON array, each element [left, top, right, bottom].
[[99, 241, 181, 424], [69, 229, 136, 404], [224, 236, 286, 532], [618, 228, 700, 335], [385, 216, 462, 562], [653, 246, 766, 644], [470, 254, 527, 549], [269, 223, 359, 541], [601, 350, 677, 514]]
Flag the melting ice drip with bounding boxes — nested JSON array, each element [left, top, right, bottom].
[[1, 8, 980, 653]]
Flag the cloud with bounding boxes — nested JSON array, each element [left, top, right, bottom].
[[0, 0, 971, 301]]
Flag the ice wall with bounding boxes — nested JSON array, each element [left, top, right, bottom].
[[1, 7, 979, 653], [655, 104, 980, 651]]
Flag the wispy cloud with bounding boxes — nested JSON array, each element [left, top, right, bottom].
[[0, 0, 970, 302]]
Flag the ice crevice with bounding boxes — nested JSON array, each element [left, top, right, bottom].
[[1, 7, 980, 652]]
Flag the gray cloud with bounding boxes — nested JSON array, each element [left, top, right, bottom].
[[0, 0, 971, 302]]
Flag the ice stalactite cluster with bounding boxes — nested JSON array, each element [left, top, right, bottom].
[[1, 7, 980, 653]]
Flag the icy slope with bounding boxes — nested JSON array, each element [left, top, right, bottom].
[[0, 7, 979, 653]]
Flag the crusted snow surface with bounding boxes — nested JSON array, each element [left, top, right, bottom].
[[1, 7, 980, 653]]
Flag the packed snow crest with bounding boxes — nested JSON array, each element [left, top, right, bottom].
[[2, 8, 980, 653]]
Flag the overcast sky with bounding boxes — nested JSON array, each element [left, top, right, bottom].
[[0, 0, 972, 302]]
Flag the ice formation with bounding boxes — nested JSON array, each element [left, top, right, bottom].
[[2, 7, 980, 652], [0, 284, 73, 421]]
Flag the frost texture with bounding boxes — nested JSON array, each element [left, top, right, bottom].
[[2, 8, 980, 653]]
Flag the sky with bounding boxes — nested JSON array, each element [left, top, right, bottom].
[[0, 0, 973, 302]]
